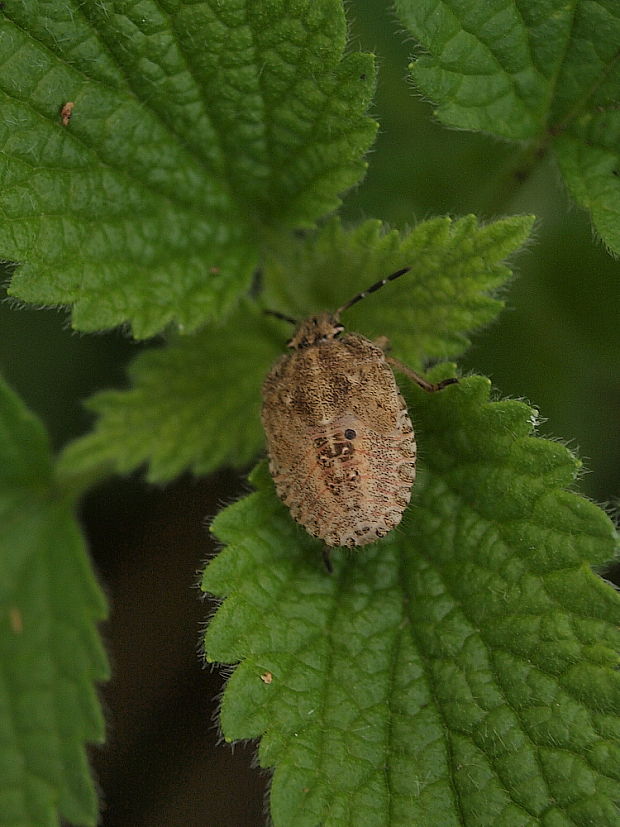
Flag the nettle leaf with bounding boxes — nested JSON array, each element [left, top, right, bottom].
[[58, 216, 533, 484], [203, 374, 620, 826], [263, 215, 534, 366], [0, 377, 108, 826], [0, 1, 376, 338], [395, 0, 620, 255], [57, 301, 283, 483]]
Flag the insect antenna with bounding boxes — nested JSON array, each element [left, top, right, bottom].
[[335, 267, 411, 317], [264, 309, 298, 326]]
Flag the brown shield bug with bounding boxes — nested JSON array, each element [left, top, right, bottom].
[[261, 268, 457, 568]]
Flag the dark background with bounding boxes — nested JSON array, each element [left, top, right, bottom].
[[1, 3, 619, 825]]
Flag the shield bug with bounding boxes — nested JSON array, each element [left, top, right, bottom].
[[261, 268, 457, 566]]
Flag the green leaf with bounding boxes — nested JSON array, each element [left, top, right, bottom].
[[203, 374, 620, 826], [395, 0, 620, 255], [57, 301, 283, 483], [0, 376, 108, 826], [57, 216, 532, 485], [1, 1, 376, 338], [263, 215, 535, 366]]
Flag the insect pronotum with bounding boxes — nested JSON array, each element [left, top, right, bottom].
[[261, 268, 457, 569]]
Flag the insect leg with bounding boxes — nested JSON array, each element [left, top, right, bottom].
[[322, 546, 334, 574], [387, 356, 458, 393]]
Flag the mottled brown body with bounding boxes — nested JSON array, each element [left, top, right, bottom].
[[262, 314, 416, 548]]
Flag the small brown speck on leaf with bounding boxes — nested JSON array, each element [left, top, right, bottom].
[[9, 607, 23, 634], [260, 672, 273, 684], [60, 101, 74, 126]]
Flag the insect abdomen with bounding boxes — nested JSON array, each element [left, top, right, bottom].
[[313, 417, 415, 547], [262, 337, 417, 547]]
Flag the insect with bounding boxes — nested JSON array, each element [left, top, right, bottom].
[[60, 101, 74, 126], [261, 268, 457, 568]]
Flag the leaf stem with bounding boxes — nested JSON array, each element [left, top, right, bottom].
[[484, 137, 549, 216]]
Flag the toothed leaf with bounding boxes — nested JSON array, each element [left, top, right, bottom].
[[1, 0, 376, 337], [0, 377, 108, 826], [203, 374, 619, 826], [395, 0, 620, 255]]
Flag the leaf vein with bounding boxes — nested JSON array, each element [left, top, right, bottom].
[[400, 576, 466, 821]]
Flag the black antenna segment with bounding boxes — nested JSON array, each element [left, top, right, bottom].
[[264, 309, 298, 326], [336, 267, 411, 317]]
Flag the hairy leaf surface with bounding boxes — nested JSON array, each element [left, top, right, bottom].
[[0, 377, 108, 826], [395, 0, 620, 255], [58, 216, 533, 484], [57, 302, 282, 483], [263, 215, 534, 366], [204, 373, 619, 825], [1, 0, 376, 336]]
